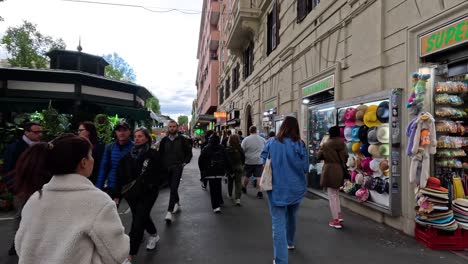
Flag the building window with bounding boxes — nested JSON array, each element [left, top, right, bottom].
[[297, 0, 320, 23], [219, 85, 224, 105], [225, 77, 231, 99], [267, 0, 280, 55], [243, 42, 254, 80], [232, 63, 240, 91]]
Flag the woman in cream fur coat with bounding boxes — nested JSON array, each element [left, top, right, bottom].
[[15, 134, 129, 264]]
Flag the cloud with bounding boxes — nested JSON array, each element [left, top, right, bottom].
[[0, 0, 202, 116]]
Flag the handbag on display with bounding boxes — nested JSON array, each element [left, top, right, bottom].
[[260, 152, 273, 191]]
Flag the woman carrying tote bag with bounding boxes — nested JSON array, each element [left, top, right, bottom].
[[261, 116, 309, 264]]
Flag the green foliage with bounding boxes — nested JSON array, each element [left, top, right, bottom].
[[146, 97, 161, 114], [1, 20, 66, 68], [40, 101, 70, 141], [103, 53, 136, 82], [94, 114, 113, 145], [177, 115, 189, 127]]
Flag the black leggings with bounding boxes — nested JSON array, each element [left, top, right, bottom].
[[126, 189, 158, 255]]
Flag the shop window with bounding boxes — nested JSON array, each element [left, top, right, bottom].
[[297, 0, 320, 23], [243, 42, 254, 80], [232, 63, 240, 91], [267, 0, 280, 55]]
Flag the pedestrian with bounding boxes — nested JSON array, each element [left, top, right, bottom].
[[225, 134, 245, 206], [199, 130, 214, 190], [3, 121, 43, 256], [78, 121, 105, 184], [3, 122, 43, 174], [6, 141, 52, 257], [159, 121, 193, 224], [117, 128, 163, 264], [261, 116, 309, 264], [268, 131, 276, 140], [317, 126, 347, 229], [15, 134, 129, 264], [221, 130, 232, 147], [237, 130, 244, 142], [241, 126, 266, 198], [96, 121, 134, 202], [198, 134, 229, 213]]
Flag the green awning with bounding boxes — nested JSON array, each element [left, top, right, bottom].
[[97, 104, 150, 121], [0, 98, 51, 113]]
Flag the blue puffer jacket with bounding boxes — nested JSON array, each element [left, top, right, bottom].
[[96, 141, 134, 192], [261, 138, 309, 206]]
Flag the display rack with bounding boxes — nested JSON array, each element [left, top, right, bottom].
[[433, 67, 468, 179]]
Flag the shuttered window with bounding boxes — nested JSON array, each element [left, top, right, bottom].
[[267, 0, 280, 55], [297, 0, 320, 23]]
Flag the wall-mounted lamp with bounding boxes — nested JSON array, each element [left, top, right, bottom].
[[302, 98, 310, 104], [263, 111, 269, 116]]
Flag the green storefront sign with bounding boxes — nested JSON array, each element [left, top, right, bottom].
[[420, 16, 468, 57], [302, 75, 335, 97]]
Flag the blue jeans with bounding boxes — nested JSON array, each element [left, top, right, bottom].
[[267, 193, 300, 264]]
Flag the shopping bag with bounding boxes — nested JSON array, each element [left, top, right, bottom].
[[259, 157, 273, 191]]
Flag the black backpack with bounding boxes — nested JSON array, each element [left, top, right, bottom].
[[209, 146, 226, 172]]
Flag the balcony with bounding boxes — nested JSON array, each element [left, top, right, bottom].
[[210, 1, 220, 25], [209, 30, 220, 51], [226, 0, 262, 50]]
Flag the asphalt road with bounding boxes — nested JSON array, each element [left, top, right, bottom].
[[0, 148, 467, 264]]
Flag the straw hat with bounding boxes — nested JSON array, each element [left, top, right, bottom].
[[377, 124, 389, 143], [355, 105, 368, 126]]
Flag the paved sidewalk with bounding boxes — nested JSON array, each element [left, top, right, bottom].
[[1, 148, 467, 264]]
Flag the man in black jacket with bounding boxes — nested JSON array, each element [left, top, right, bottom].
[[3, 122, 43, 256], [3, 122, 43, 175], [159, 121, 192, 224]]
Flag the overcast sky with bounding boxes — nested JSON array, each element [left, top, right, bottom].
[[0, 0, 202, 120]]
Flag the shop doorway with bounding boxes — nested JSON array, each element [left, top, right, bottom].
[[245, 105, 253, 135]]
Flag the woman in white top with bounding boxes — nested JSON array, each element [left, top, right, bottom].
[[15, 134, 129, 264]]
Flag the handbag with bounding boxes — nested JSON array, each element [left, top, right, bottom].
[[336, 150, 350, 181], [259, 152, 273, 191], [121, 158, 150, 195]]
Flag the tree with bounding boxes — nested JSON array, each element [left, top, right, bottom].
[[178, 115, 189, 127], [103, 53, 136, 82], [1, 21, 66, 68], [146, 97, 161, 114]]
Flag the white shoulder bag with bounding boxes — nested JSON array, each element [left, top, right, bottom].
[[259, 152, 273, 191]]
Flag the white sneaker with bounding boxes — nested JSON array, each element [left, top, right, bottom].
[[235, 199, 241, 206], [213, 207, 221, 213], [173, 203, 181, 214], [165, 212, 173, 224], [122, 258, 132, 264], [146, 235, 160, 250]]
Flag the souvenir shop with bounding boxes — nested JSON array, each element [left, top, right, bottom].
[[408, 14, 468, 249], [305, 87, 403, 216]]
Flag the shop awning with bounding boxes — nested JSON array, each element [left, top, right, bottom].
[[96, 104, 150, 121], [0, 97, 52, 113]]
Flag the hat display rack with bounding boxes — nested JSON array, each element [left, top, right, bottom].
[[335, 89, 403, 215], [411, 67, 468, 250]]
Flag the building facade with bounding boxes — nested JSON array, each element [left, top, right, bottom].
[[195, 0, 221, 131], [213, 0, 468, 235]]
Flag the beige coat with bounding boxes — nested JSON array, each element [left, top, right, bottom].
[[15, 174, 129, 264], [317, 138, 348, 189]]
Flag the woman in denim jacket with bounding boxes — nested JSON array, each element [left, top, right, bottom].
[[261, 116, 309, 264]]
